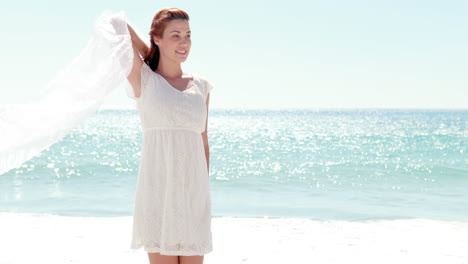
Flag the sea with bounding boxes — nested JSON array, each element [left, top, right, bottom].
[[0, 108, 467, 221]]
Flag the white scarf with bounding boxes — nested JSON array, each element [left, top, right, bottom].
[[0, 11, 134, 175]]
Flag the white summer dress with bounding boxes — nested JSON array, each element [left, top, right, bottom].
[[128, 62, 213, 256]]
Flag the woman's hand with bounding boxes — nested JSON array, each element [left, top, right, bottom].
[[108, 14, 128, 35]]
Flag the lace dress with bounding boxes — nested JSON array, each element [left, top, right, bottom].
[[128, 62, 213, 256]]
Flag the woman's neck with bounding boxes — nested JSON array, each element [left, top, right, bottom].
[[156, 59, 183, 79]]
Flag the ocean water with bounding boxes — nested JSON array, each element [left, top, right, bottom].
[[0, 109, 467, 221]]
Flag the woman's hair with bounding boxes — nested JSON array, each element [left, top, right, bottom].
[[144, 8, 190, 71]]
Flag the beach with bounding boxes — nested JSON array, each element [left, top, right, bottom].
[[1, 109, 467, 263], [1, 213, 467, 264]]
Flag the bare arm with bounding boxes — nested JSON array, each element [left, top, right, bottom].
[[127, 46, 143, 98], [127, 24, 149, 58], [201, 93, 211, 172]]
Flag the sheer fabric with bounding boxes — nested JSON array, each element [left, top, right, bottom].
[[0, 11, 133, 175]]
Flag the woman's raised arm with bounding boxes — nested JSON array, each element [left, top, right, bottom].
[[127, 46, 143, 98], [125, 23, 147, 98], [127, 24, 149, 58]]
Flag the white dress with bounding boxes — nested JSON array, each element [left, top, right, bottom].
[[128, 62, 213, 256]]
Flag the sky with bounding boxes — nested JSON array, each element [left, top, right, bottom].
[[0, 0, 467, 109]]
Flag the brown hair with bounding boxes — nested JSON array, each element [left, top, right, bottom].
[[144, 8, 190, 71]]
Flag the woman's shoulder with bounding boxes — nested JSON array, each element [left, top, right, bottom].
[[190, 73, 211, 84], [141, 62, 154, 78], [191, 73, 214, 96]]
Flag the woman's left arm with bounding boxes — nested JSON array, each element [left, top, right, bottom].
[[127, 24, 149, 58], [201, 93, 211, 172]]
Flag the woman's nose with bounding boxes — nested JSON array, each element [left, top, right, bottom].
[[180, 37, 190, 45]]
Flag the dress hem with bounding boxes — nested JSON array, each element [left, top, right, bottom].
[[130, 244, 213, 256]]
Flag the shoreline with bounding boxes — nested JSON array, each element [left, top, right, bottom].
[[94, 106, 468, 111], [1, 213, 467, 263]]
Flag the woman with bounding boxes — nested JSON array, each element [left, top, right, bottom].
[[125, 7, 213, 264]]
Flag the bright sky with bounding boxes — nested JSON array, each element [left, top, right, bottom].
[[0, 0, 467, 109]]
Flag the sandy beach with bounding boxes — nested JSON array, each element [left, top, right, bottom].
[[0, 213, 467, 264]]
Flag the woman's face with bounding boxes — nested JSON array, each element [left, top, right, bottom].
[[154, 19, 191, 64]]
